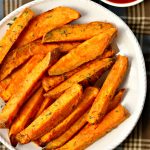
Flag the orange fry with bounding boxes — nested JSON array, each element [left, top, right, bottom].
[[42, 49, 116, 92], [1, 55, 44, 101], [60, 105, 129, 150], [0, 51, 59, 128], [88, 55, 128, 124], [16, 84, 83, 144], [48, 28, 117, 75], [0, 40, 59, 80], [43, 21, 114, 43], [38, 87, 98, 146], [0, 8, 34, 64], [15, 6, 80, 48], [9, 88, 43, 146], [35, 97, 54, 118], [45, 58, 114, 99], [46, 111, 88, 149]]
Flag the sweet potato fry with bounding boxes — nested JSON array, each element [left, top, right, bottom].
[[45, 58, 114, 99], [26, 81, 41, 101], [108, 89, 125, 112], [0, 40, 59, 80], [88, 55, 128, 124], [48, 28, 117, 75], [58, 42, 82, 53], [14, 6, 80, 48], [0, 78, 11, 94], [39, 87, 124, 149], [1, 55, 45, 101], [16, 84, 83, 144], [0, 8, 34, 64], [40, 87, 123, 147], [38, 87, 98, 146], [80, 50, 116, 87], [101, 49, 116, 58], [45, 111, 88, 150], [60, 105, 129, 150], [42, 67, 81, 92], [35, 97, 54, 118], [42, 50, 116, 92], [9, 87, 43, 146], [43, 22, 114, 43], [0, 51, 59, 128]]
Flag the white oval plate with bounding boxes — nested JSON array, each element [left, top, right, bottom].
[[0, 0, 147, 150]]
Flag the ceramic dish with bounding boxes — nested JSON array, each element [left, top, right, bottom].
[[0, 0, 146, 150]]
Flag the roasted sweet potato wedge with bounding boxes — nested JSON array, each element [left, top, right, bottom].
[[60, 105, 129, 150], [0, 40, 59, 80], [16, 84, 83, 144], [42, 49, 116, 92], [9, 87, 43, 146], [0, 8, 34, 64], [88, 55, 128, 124], [1, 55, 45, 101], [15, 6, 80, 48], [38, 87, 98, 146], [45, 58, 114, 99], [48, 28, 117, 75], [43, 22, 114, 43], [0, 50, 59, 128]]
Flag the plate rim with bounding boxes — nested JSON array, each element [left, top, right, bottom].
[[0, 0, 147, 150]]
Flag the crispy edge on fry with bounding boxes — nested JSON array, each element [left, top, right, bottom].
[[0, 78, 11, 95], [15, 6, 80, 48], [42, 49, 116, 92], [0, 50, 59, 128], [1, 55, 45, 101], [38, 87, 99, 146], [16, 84, 83, 144], [0, 40, 59, 80], [42, 68, 80, 92], [0, 8, 34, 64], [46, 111, 88, 150], [26, 81, 41, 101], [108, 89, 125, 112], [35, 97, 54, 118], [48, 28, 117, 75], [60, 105, 129, 150], [45, 58, 114, 99], [9, 87, 43, 146], [88, 55, 128, 124], [43, 21, 114, 43]]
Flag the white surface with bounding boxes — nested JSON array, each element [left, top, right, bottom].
[[100, 0, 143, 7], [0, 0, 146, 150]]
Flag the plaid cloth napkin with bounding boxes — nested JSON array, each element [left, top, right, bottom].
[[0, 0, 149, 149]]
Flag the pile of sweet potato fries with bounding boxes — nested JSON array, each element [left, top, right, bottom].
[[0, 6, 129, 150]]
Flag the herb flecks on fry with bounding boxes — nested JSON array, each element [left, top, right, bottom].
[[0, 8, 34, 64]]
